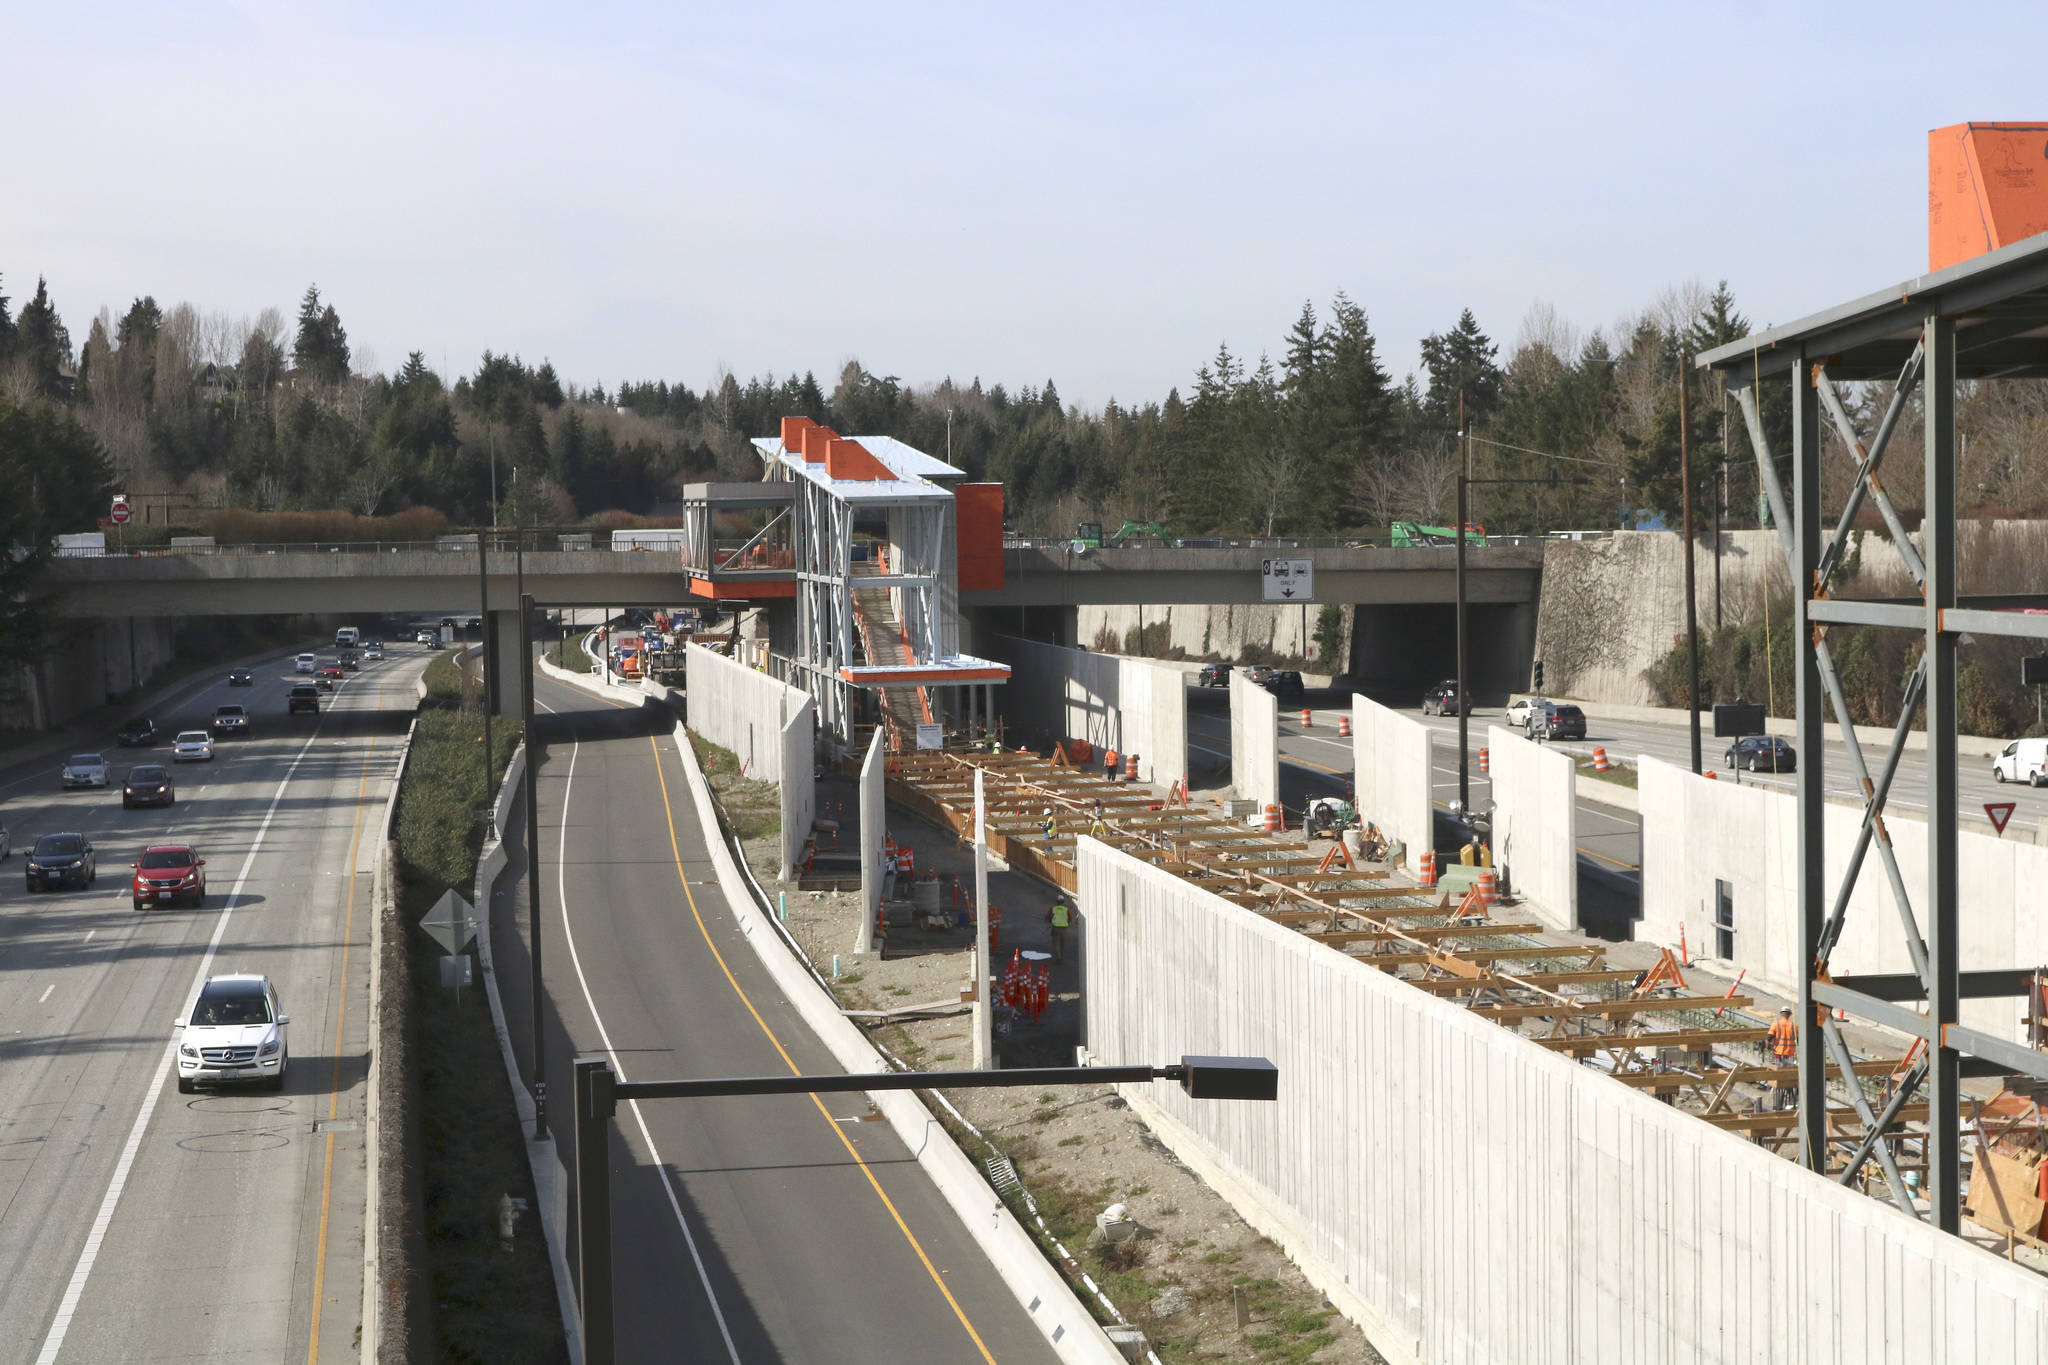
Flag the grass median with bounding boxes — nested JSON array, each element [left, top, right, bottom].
[[394, 702, 566, 1363]]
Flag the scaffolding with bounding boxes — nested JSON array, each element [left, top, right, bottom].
[[1700, 231, 2048, 1235]]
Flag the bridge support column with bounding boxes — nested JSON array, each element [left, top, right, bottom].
[[489, 609, 524, 716]]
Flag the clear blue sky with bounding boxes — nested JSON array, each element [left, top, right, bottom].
[[8, 2, 2046, 407]]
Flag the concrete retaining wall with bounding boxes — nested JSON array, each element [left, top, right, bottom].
[[1638, 754, 2048, 1046], [990, 636, 1187, 792], [1352, 695, 1432, 870], [1230, 670, 1278, 810], [684, 643, 814, 879], [1486, 725, 1577, 930], [1077, 836, 2048, 1364], [1078, 601, 1348, 667], [857, 728, 884, 954]]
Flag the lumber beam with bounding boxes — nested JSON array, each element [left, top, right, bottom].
[[1532, 1028, 1771, 1056]]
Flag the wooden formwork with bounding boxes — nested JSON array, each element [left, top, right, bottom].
[[886, 747, 1919, 1151]]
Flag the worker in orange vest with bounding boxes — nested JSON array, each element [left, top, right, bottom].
[[1767, 1006, 1799, 1110]]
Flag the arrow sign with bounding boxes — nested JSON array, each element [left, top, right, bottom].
[[1261, 557, 1314, 603], [419, 888, 478, 955], [1986, 801, 2018, 836]]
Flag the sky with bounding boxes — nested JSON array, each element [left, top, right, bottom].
[[7, 1, 2048, 410]]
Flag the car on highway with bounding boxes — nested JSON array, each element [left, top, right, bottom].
[[1420, 680, 1470, 716], [228, 668, 255, 686], [1198, 662, 1231, 687], [363, 644, 385, 661], [26, 832, 95, 891], [172, 730, 215, 762], [132, 843, 206, 909], [288, 683, 321, 715], [1724, 735, 1795, 772], [1522, 699, 1587, 741], [0, 820, 11, 860], [61, 753, 111, 788], [1993, 737, 2048, 786], [116, 716, 156, 747], [339, 653, 359, 671], [315, 674, 335, 691], [122, 764, 176, 808], [175, 973, 288, 1093], [1503, 696, 1547, 729], [1244, 664, 1275, 686], [211, 704, 249, 736], [1262, 670, 1306, 701], [417, 630, 436, 644], [295, 652, 318, 673]]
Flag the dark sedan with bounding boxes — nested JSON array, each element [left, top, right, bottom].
[[1725, 735, 1796, 773], [1198, 662, 1231, 688], [1263, 670, 1305, 701], [228, 668, 255, 686], [1421, 680, 1470, 716], [116, 716, 156, 747], [26, 832, 95, 891], [123, 764, 176, 808]]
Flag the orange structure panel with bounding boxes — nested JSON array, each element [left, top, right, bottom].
[[799, 424, 840, 463], [824, 438, 896, 481], [1929, 122, 2048, 272], [838, 665, 1010, 684], [688, 577, 796, 599], [954, 482, 1005, 591], [780, 415, 817, 452]]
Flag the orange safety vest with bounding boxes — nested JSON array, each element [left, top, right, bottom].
[[1767, 1017, 1798, 1059]]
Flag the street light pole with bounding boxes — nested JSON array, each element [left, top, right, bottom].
[[478, 523, 494, 830], [1455, 395, 1470, 814], [1681, 355, 1701, 774], [522, 591, 546, 1139]]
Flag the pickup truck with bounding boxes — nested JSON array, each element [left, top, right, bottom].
[[211, 705, 249, 736], [288, 685, 321, 716]]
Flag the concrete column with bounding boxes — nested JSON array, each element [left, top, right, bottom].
[[489, 608, 524, 716]]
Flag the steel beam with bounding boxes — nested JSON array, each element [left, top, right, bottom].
[[1792, 354, 1830, 1170], [1835, 969, 2041, 1001], [1815, 361, 1927, 587], [1835, 1057, 1927, 1195], [1946, 1024, 2048, 1086], [1924, 313, 1962, 1233], [1820, 1017, 1917, 1216]]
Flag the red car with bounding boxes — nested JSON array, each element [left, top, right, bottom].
[[132, 843, 206, 910], [319, 664, 344, 681]]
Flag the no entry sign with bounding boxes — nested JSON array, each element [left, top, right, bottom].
[[109, 496, 132, 525]]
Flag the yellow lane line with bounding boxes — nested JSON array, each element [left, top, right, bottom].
[[642, 731, 1000, 1364], [306, 683, 383, 1364]]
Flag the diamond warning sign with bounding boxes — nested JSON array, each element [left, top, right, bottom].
[[1985, 801, 2017, 836]]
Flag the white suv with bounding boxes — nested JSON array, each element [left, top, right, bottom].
[[295, 653, 317, 673], [176, 974, 289, 1092]]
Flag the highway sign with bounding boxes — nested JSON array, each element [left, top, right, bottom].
[[1261, 558, 1314, 602], [420, 888, 478, 954], [1986, 802, 2017, 836], [109, 496, 131, 525]]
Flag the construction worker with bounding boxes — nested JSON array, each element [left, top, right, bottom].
[[1042, 808, 1056, 849], [1046, 898, 1071, 963], [1767, 1006, 1799, 1110], [1089, 799, 1107, 837]]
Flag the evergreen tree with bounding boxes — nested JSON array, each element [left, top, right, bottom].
[[0, 272, 19, 358], [1419, 308, 1503, 429], [15, 277, 72, 398], [291, 285, 351, 384]]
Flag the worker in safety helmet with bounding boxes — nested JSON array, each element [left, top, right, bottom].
[[1767, 1007, 1799, 1110]]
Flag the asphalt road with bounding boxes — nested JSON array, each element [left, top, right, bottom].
[[486, 671, 1063, 1364], [0, 641, 424, 1363]]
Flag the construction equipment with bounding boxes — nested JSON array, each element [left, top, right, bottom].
[[1390, 521, 1486, 549], [1304, 796, 1357, 840]]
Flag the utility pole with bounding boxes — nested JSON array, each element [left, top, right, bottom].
[[1682, 355, 1701, 774], [479, 518, 494, 826], [521, 591, 546, 1139], [1456, 393, 1470, 813]]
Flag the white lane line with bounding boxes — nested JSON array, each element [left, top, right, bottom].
[[542, 698, 743, 1363], [81, 931, 94, 944], [32, 723, 324, 1365], [38, 984, 53, 1004]]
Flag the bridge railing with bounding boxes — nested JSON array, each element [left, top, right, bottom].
[[52, 536, 683, 560], [997, 533, 1556, 552]]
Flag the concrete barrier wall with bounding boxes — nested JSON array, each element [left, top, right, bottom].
[[1486, 725, 1577, 930], [990, 637, 1186, 791], [684, 643, 814, 879], [1638, 754, 2048, 1045], [1077, 836, 2048, 1365], [857, 728, 884, 954], [1352, 695, 1431, 869], [1230, 669, 1278, 809]]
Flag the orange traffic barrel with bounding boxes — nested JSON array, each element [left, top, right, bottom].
[[1477, 868, 1497, 907], [1419, 848, 1437, 887], [1299, 708, 1312, 728], [1479, 746, 1490, 774], [1592, 746, 1611, 772], [1262, 803, 1281, 834], [1337, 715, 1352, 738], [1124, 753, 1138, 780]]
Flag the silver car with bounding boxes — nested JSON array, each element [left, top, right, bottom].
[[172, 730, 215, 762], [61, 753, 110, 788]]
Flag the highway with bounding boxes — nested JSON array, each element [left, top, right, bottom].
[[485, 670, 1063, 1363], [0, 639, 420, 1363]]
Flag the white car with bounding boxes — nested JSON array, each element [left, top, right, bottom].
[[295, 653, 318, 673], [61, 753, 110, 788], [1503, 696, 1547, 729], [1993, 737, 2048, 787], [364, 645, 384, 661], [172, 730, 215, 762], [175, 974, 289, 1093]]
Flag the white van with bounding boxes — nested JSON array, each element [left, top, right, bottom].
[[1993, 738, 2048, 787], [295, 653, 318, 674], [334, 627, 360, 647]]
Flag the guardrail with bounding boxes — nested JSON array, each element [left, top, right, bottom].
[[1000, 534, 1557, 552], [51, 537, 680, 559]]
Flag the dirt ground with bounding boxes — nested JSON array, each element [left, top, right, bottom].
[[695, 749, 1384, 1365]]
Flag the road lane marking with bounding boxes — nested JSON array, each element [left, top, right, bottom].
[[546, 704, 743, 1363], [646, 730, 1001, 1365], [33, 720, 328, 1365], [38, 984, 53, 1004], [306, 682, 384, 1364]]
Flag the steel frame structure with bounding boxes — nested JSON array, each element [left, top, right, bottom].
[[1701, 233, 2048, 1234]]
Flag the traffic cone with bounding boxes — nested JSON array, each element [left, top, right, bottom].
[[1705, 770, 1718, 781], [1419, 848, 1437, 887]]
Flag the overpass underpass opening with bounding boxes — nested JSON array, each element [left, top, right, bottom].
[[1347, 600, 1536, 702]]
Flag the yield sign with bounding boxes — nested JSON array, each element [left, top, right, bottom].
[[1985, 802, 2017, 836], [419, 888, 478, 955]]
